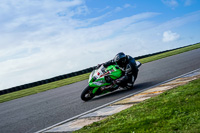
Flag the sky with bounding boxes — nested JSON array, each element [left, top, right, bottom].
[[0, 0, 200, 90]]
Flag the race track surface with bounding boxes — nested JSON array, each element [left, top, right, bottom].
[[0, 49, 200, 133]]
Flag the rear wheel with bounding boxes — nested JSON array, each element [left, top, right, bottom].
[[81, 86, 95, 101]]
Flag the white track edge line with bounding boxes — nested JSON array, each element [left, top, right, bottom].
[[36, 68, 200, 133]]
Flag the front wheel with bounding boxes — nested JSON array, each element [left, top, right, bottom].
[[81, 86, 95, 101]]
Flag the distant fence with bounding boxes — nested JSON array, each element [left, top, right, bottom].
[[0, 67, 95, 95], [0, 43, 199, 95]]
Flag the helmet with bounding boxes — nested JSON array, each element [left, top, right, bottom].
[[114, 52, 127, 67]]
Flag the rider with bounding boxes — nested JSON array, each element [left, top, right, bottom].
[[96, 52, 140, 90]]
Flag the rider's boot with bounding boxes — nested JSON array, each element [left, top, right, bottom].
[[124, 83, 134, 90]]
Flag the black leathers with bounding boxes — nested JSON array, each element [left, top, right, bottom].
[[102, 55, 138, 87]]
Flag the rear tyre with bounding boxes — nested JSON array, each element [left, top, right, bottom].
[[81, 86, 95, 101]]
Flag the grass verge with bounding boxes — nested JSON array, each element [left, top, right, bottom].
[[0, 73, 89, 103], [76, 78, 200, 133], [0, 43, 200, 103], [138, 43, 200, 64]]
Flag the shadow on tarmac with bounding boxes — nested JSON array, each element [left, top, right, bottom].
[[90, 81, 156, 102]]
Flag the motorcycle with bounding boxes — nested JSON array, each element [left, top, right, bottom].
[[81, 61, 142, 101]]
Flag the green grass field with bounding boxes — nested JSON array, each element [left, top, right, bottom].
[[0, 43, 200, 103], [76, 78, 200, 133]]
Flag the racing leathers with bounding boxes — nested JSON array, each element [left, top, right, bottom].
[[101, 55, 139, 89]]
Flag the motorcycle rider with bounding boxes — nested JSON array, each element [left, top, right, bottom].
[[96, 52, 140, 90]]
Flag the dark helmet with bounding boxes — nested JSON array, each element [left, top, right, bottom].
[[114, 52, 127, 67]]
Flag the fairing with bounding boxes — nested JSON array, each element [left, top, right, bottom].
[[88, 65, 122, 92]]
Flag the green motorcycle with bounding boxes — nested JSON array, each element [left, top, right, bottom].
[[81, 61, 141, 101]]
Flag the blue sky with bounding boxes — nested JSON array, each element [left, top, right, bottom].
[[0, 0, 200, 90]]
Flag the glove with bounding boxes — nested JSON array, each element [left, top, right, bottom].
[[96, 64, 102, 69]]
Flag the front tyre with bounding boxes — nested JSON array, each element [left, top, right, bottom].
[[81, 86, 95, 101]]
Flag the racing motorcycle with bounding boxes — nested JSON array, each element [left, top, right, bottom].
[[81, 61, 142, 101]]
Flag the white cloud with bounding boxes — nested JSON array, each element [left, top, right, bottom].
[[124, 3, 136, 9], [124, 4, 131, 8], [150, 10, 200, 36], [113, 3, 136, 13], [114, 7, 123, 12], [0, 1, 160, 89], [162, 0, 194, 8], [162, 30, 180, 42], [162, 0, 179, 8], [184, 0, 192, 6]]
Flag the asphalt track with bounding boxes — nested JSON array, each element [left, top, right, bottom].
[[0, 49, 200, 133]]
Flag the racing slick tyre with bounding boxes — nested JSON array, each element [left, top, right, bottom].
[[81, 86, 95, 101]]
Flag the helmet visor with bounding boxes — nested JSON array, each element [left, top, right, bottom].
[[117, 57, 126, 66]]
